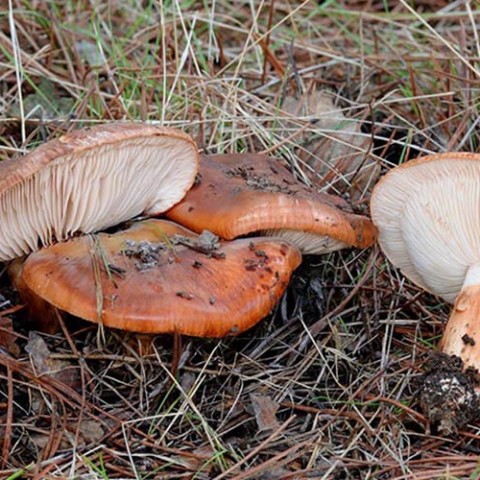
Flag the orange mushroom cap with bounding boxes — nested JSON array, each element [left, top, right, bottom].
[[18, 219, 302, 337], [166, 153, 377, 254], [0, 123, 198, 261]]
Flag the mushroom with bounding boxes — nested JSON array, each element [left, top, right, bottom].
[[0, 123, 198, 261], [370, 152, 480, 370], [166, 153, 377, 254], [15, 219, 302, 337]]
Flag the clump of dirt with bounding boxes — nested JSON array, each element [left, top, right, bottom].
[[123, 240, 167, 270], [243, 241, 271, 272], [226, 165, 297, 195], [172, 230, 226, 259], [193, 230, 221, 251], [123, 230, 226, 270], [416, 352, 480, 433]]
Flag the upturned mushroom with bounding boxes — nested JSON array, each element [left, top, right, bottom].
[[15, 219, 302, 337], [0, 123, 198, 261], [370, 152, 480, 370], [166, 153, 377, 254]]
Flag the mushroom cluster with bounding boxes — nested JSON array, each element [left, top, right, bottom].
[[5, 123, 377, 338]]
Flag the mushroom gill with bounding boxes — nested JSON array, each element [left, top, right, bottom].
[[0, 123, 198, 261]]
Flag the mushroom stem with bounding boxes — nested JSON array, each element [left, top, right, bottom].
[[440, 264, 480, 369], [8, 259, 61, 334]]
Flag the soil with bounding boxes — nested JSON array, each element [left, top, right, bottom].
[[416, 352, 480, 433], [226, 164, 297, 195], [122, 239, 167, 270], [123, 230, 225, 270], [172, 230, 226, 259]]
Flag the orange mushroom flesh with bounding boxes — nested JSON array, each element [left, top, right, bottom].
[[166, 153, 377, 254], [17, 219, 302, 337], [8, 260, 60, 334]]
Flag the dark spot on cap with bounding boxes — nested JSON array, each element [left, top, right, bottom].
[[176, 291, 194, 300]]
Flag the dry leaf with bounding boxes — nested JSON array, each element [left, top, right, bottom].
[[30, 429, 71, 451], [25, 332, 80, 390], [0, 317, 19, 356], [25, 331, 51, 374], [79, 419, 105, 444], [75, 40, 104, 67], [169, 446, 214, 474], [281, 89, 380, 201], [250, 393, 280, 431], [9, 78, 74, 121]]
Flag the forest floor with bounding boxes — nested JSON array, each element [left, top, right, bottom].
[[1, 1, 480, 479]]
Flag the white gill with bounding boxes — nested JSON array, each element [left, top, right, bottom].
[[0, 136, 196, 261]]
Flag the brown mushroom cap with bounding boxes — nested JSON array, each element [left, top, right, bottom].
[[0, 123, 198, 261], [166, 153, 377, 254], [19, 219, 302, 337]]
